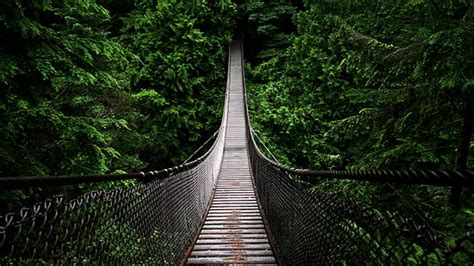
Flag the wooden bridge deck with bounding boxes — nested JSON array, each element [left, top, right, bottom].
[[185, 42, 277, 265]]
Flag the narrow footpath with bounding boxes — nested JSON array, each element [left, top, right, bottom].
[[185, 41, 277, 265]]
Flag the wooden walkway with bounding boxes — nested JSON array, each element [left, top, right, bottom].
[[185, 42, 277, 265]]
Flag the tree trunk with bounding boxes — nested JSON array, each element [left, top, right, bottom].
[[451, 95, 474, 207]]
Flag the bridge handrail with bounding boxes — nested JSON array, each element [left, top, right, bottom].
[[0, 42, 234, 265], [0, 146, 211, 189], [240, 40, 473, 264], [248, 140, 474, 187], [241, 56, 473, 188], [0, 58, 231, 190], [0, 133, 218, 189]]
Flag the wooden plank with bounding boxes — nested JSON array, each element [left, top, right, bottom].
[[196, 238, 269, 244], [186, 256, 276, 264], [213, 193, 256, 196], [214, 193, 256, 197], [192, 244, 272, 250], [213, 191, 255, 194], [216, 185, 252, 187], [211, 202, 258, 205], [207, 212, 259, 216], [200, 229, 267, 234], [212, 200, 257, 203], [209, 209, 259, 212], [208, 210, 260, 214], [204, 220, 263, 225], [211, 203, 258, 206], [216, 189, 254, 191], [197, 234, 269, 239], [217, 187, 253, 188], [205, 216, 263, 220], [207, 213, 261, 217], [202, 224, 265, 229], [211, 202, 256, 205], [210, 206, 259, 210], [212, 195, 256, 197], [191, 250, 274, 257]]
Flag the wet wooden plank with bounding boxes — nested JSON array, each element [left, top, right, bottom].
[[211, 202, 258, 206], [213, 195, 256, 198], [206, 213, 262, 217], [211, 200, 256, 203], [209, 208, 260, 212], [208, 209, 260, 213], [205, 216, 263, 220], [210, 206, 259, 210]]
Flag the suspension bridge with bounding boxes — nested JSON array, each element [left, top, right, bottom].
[[0, 41, 473, 265]]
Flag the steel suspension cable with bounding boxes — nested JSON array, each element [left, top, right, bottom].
[[183, 130, 219, 164], [250, 128, 280, 163], [251, 127, 437, 232]]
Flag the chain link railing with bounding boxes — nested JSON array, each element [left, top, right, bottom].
[[0, 44, 233, 265], [0, 136, 225, 264], [247, 142, 474, 264], [239, 40, 474, 264], [0, 166, 213, 264]]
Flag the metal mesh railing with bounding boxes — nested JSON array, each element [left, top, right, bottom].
[[238, 40, 474, 264], [0, 166, 214, 264], [0, 141, 226, 264], [0, 45, 232, 265], [247, 143, 474, 264], [0, 133, 226, 264]]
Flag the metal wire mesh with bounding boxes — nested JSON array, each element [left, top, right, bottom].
[[248, 136, 474, 264], [0, 125, 227, 264], [233, 34, 474, 264], [0, 50, 231, 265], [0, 167, 202, 263]]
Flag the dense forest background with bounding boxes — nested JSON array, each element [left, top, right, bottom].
[[0, 0, 235, 208], [0, 0, 472, 248], [243, 0, 473, 244]]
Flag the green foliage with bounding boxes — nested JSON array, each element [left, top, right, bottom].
[[0, 0, 235, 210], [238, 0, 296, 62], [0, 0, 137, 177], [248, 0, 474, 170], [0, 0, 236, 177], [122, 0, 235, 168], [245, 0, 474, 250]]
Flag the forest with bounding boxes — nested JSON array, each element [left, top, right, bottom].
[[0, 0, 473, 262]]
